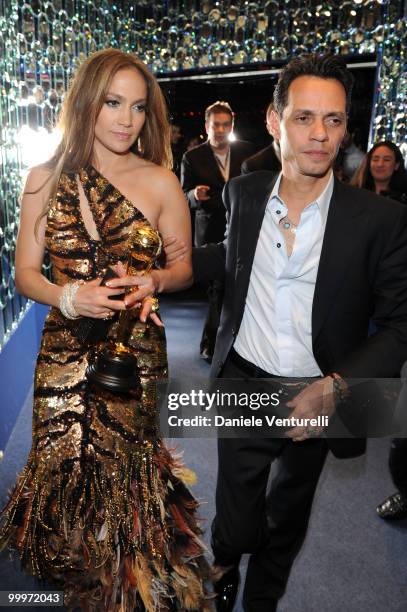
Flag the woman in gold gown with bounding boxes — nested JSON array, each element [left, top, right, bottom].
[[0, 49, 210, 610]]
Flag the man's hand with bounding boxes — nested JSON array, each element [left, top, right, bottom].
[[194, 185, 210, 201], [163, 236, 188, 264], [285, 377, 336, 442]]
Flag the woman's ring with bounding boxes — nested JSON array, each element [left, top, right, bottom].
[[148, 297, 159, 313]]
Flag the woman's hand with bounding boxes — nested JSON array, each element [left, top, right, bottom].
[[139, 296, 163, 327], [73, 277, 127, 319], [106, 262, 163, 327]]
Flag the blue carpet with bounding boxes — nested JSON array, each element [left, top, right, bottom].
[[0, 289, 406, 611]]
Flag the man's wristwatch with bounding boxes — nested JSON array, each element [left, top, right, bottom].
[[328, 372, 350, 404]]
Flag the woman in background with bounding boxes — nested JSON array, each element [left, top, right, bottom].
[[0, 49, 210, 610], [352, 140, 407, 521], [350, 140, 407, 203]]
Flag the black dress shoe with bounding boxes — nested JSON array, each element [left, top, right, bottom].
[[214, 566, 240, 612], [377, 492, 407, 520]]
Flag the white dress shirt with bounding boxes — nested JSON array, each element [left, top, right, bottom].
[[234, 171, 334, 377], [214, 149, 230, 181]]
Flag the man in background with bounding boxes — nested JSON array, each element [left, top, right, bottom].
[[170, 123, 184, 178], [181, 101, 254, 361], [241, 102, 282, 174]]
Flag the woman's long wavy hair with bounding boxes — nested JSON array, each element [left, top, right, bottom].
[[350, 140, 407, 193], [35, 49, 172, 234]]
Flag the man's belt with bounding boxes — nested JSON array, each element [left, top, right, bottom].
[[228, 348, 321, 383], [228, 348, 278, 379]]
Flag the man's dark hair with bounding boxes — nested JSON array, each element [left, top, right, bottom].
[[273, 54, 354, 115], [205, 101, 234, 122]]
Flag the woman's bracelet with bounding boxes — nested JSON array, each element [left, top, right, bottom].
[[59, 282, 81, 319]]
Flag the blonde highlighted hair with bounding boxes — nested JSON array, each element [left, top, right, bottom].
[[35, 49, 172, 233]]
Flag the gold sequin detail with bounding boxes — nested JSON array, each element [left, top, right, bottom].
[[0, 167, 210, 611]]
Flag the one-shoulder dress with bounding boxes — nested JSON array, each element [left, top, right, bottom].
[[0, 167, 211, 611]]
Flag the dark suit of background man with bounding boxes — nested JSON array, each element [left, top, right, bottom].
[[241, 101, 282, 174], [192, 55, 407, 612], [181, 101, 255, 361]]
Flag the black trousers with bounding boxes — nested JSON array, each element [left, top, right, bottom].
[[200, 279, 224, 357], [212, 355, 328, 612], [389, 438, 407, 497]]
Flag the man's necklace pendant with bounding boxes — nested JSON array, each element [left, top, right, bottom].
[[281, 217, 297, 234]]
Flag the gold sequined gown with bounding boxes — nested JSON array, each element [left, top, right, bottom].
[[0, 168, 210, 611]]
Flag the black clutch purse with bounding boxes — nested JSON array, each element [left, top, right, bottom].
[[70, 268, 124, 345]]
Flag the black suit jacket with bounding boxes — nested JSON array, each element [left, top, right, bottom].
[[241, 143, 281, 174], [193, 171, 407, 458], [181, 140, 255, 246]]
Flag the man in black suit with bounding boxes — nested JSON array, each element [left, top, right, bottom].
[[192, 55, 407, 611], [181, 101, 254, 361], [241, 102, 282, 174]]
